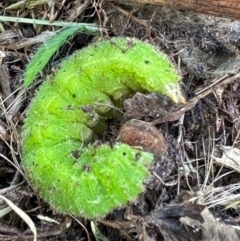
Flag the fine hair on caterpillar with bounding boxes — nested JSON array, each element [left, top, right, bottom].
[[22, 37, 185, 219]]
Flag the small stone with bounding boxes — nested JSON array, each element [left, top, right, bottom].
[[117, 119, 167, 156]]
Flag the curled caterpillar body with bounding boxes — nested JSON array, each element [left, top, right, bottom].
[[22, 37, 185, 218]]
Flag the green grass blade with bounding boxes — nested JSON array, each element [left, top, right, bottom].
[[24, 26, 98, 87]]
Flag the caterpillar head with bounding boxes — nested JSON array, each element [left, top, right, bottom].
[[107, 37, 186, 104]]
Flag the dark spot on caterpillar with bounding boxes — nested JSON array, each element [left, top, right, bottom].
[[135, 153, 141, 161], [82, 164, 91, 172], [71, 150, 81, 159], [122, 152, 126, 156], [82, 106, 94, 113], [72, 94, 76, 98], [144, 60, 150, 64], [67, 105, 72, 110]]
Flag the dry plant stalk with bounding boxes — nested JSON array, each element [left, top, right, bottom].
[[114, 0, 240, 20]]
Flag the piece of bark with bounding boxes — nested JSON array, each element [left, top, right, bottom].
[[114, 0, 240, 20], [145, 204, 204, 241], [117, 119, 167, 156], [0, 64, 14, 107]]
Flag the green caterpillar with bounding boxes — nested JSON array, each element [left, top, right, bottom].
[[22, 37, 185, 219]]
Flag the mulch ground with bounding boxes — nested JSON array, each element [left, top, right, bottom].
[[1, 1, 240, 240]]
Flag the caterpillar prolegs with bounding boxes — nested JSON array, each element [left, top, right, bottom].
[[22, 37, 185, 218]]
